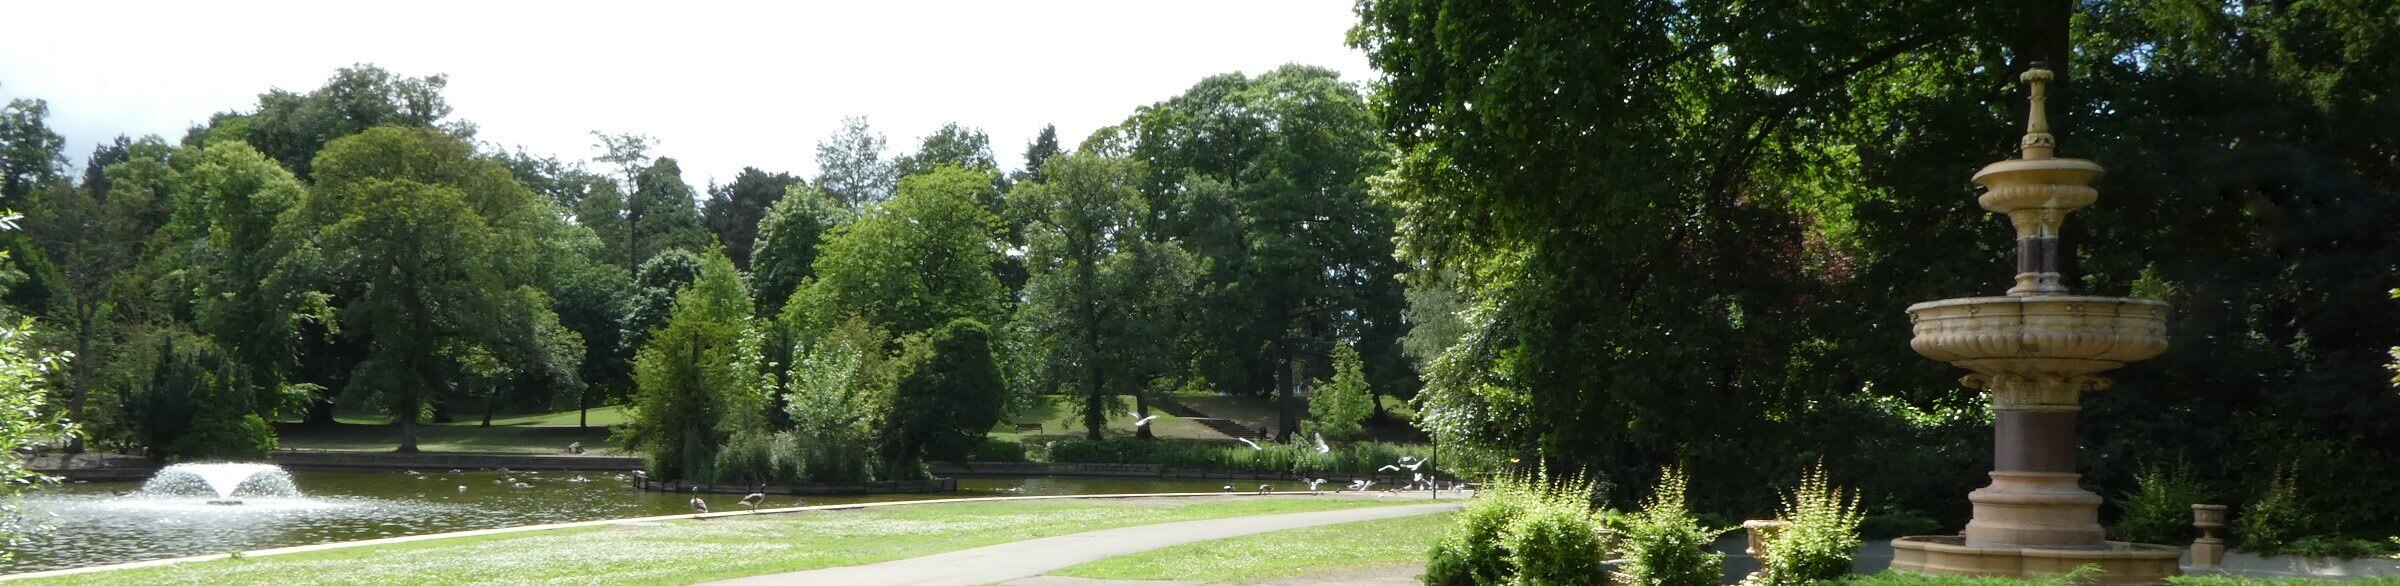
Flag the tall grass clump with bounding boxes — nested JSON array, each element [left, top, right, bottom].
[[1424, 471, 1609, 585], [1752, 463, 1868, 584], [1610, 465, 1724, 586], [2110, 462, 2207, 544]]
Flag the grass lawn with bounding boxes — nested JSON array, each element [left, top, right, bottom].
[[991, 395, 1227, 442], [1050, 509, 1454, 583], [276, 422, 617, 454], [23, 496, 1415, 586]]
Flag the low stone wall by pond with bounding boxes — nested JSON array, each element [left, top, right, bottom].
[[22, 452, 162, 481], [270, 450, 644, 472], [637, 477, 957, 496], [930, 461, 1303, 480]]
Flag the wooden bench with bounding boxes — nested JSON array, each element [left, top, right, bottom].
[[1013, 422, 1044, 433]]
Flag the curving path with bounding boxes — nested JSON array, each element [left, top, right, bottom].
[[701, 501, 1462, 586]]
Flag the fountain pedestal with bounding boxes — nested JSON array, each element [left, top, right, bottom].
[[1888, 67, 2182, 585]]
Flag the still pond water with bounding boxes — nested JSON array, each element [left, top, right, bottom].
[[5, 470, 1238, 574]]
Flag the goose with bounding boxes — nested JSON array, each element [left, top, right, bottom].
[[741, 493, 766, 512]]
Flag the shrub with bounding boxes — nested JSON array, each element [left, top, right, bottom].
[[1755, 464, 1867, 585], [713, 430, 778, 485], [1425, 483, 1529, 585], [2111, 462, 2207, 544], [1611, 466, 1724, 586], [968, 438, 1028, 462], [2235, 468, 2310, 554], [1503, 502, 1609, 584], [165, 411, 275, 461]]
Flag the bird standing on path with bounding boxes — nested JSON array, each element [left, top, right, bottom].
[[691, 498, 708, 514], [742, 493, 766, 512]]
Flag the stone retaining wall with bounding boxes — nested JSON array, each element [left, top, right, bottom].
[[21, 452, 162, 481], [637, 477, 957, 496], [269, 450, 643, 472], [930, 461, 1305, 480]]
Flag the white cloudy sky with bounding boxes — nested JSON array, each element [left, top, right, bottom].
[[0, 0, 1372, 186]]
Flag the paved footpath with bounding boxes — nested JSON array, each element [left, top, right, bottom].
[[703, 501, 1462, 586]]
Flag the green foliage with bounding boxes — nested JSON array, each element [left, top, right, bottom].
[[749, 184, 843, 316], [1042, 438, 1420, 477], [885, 319, 1007, 469], [2236, 468, 2311, 554], [1, 94, 68, 203], [701, 167, 801, 269], [814, 116, 897, 209], [778, 327, 887, 484], [224, 64, 467, 179], [628, 251, 763, 481], [620, 249, 705, 354], [1756, 464, 1868, 585], [1425, 472, 1608, 585], [800, 165, 1004, 338], [0, 312, 74, 560], [1303, 343, 1373, 441], [135, 340, 277, 461], [966, 438, 1028, 462], [1611, 467, 1724, 586], [2111, 462, 2208, 545]]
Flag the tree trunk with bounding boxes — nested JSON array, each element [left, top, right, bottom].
[[481, 391, 495, 427], [65, 306, 94, 453], [578, 385, 589, 429]]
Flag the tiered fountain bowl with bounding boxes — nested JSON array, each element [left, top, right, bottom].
[[1886, 67, 2185, 585]]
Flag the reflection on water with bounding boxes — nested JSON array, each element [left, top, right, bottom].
[[6, 471, 1238, 574]]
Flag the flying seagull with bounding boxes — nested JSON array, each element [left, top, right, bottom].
[[1236, 437, 1262, 450], [1132, 413, 1160, 428], [1313, 433, 1330, 454]]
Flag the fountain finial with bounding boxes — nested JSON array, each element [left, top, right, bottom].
[[2020, 64, 2056, 160]]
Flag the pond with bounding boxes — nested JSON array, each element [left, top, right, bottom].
[[4, 466, 1244, 575]]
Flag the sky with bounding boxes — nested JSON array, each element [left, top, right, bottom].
[[0, 0, 1374, 187]]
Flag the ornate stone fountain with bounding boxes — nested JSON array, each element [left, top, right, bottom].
[[1888, 66, 2184, 584]]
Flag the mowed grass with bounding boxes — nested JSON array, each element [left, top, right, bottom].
[[1050, 509, 1454, 583], [22, 496, 1413, 586], [1835, 574, 2400, 585], [991, 395, 1227, 442], [276, 422, 618, 454]]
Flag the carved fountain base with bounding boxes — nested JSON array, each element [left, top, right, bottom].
[[1892, 536, 2183, 584]]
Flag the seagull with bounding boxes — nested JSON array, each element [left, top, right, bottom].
[[1348, 480, 1374, 492], [1307, 478, 1327, 492], [1222, 485, 1236, 492], [404, 470, 420, 476], [1313, 433, 1330, 454], [1132, 413, 1160, 428], [690, 498, 708, 513], [1399, 459, 1427, 472], [741, 493, 766, 512], [1236, 438, 1261, 450], [1379, 464, 1402, 472], [457, 485, 467, 493], [512, 482, 534, 489]]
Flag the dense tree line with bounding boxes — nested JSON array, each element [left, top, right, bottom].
[[1355, 0, 2400, 538], [0, 62, 1410, 481]]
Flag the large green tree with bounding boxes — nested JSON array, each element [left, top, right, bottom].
[[628, 251, 763, 481], [814, 116, 897, 209], [277, 126, 573, 451], [749, 184, 844, 317], [796, 165, 1005, 339], [703, 167, 802, 269], [885, 318, 1007, 468], [198, 64, 469, 179], [1355, 0, 2400, 535], [1012, 154, 1198, 440], [0, 93, 66, 205]]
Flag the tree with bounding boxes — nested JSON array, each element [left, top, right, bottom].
[[22, 136, 175, 448], [0, 94, 66, 205], [814, 116, 897, 209], [278, 126, 567, 452], [0, 216, 75, 558], [778, 318, 888, 483], [1012, 154, 1197, 439], [1017, 124, 1063, 184], [896, 123, 999, 180], [1097, 66, 1406, 440], [79, 135, 133, 196], [1303, 342, 1372, 441], [169, 141, 310, 405], [629, 251, 763, 481], [749, 184, 843, 316], [797, 166, 1004, 338], [886, 318, 1007, 469], [225, 64, 469, 179], [628, 158, 712, 268], [620, 249, 705, 357], [702, 167, 802, 269]]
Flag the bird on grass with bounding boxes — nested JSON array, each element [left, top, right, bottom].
[[691, 498, 708, 514], [1236, 438, 1261, 451], [1257, 484, 1275, 494], [457, 485, 467, 493], [742, 493, 766, 512], [1222, 485, 1236, 492]]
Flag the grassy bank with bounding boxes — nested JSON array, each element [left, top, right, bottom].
[[1050, 509, 1454, 583], [22, 496, 1410, 585]]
